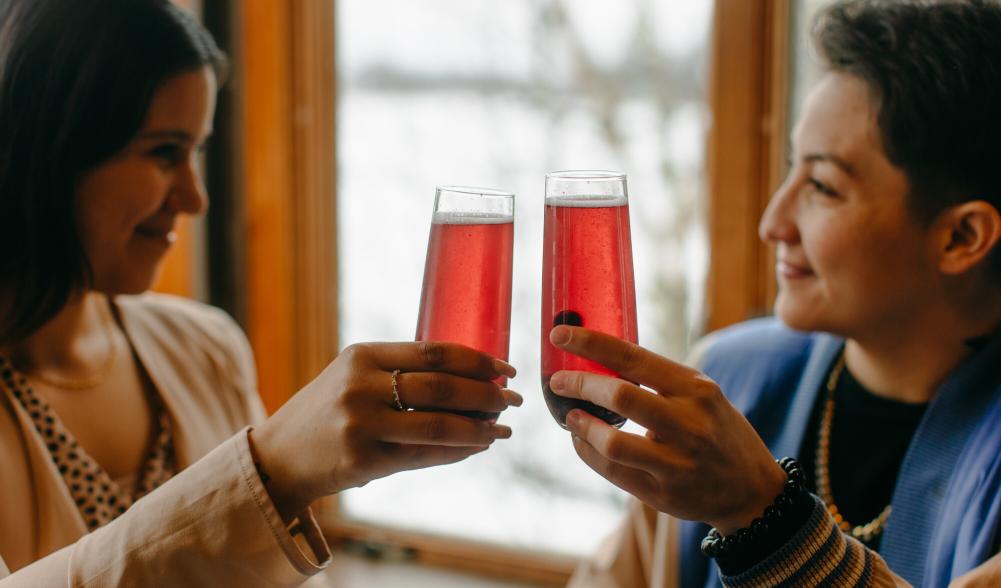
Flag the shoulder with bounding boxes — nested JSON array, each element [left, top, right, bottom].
[[698, 317, 820, 410], [114, 293, 256, 387], [700, 317, 816, 372], [114, 292, 243, 344], [702, 318, 815, 363], [114, 293, 263, 426]]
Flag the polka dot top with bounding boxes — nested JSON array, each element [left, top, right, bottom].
[[0, 355, 176, 531]]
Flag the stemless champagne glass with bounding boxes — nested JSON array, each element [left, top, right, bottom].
[[416, 185, 515, 420], [541, 170, 638, 429]]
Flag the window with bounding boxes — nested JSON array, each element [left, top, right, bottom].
[[227, 0, 800, 582], [336, 0, 714, 558]]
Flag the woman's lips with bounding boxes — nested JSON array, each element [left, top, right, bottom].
[[777, 259, 814, 279], [135, 225, 177, 247]]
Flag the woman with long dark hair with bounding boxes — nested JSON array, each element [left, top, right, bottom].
[[0, 1, 520, 584]]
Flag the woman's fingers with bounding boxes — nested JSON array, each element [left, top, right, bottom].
[[393, 371, 521, 412], [565, 408, 669, 472], [378, 410, 511, 447], [351, 341, 516, 381], [570, 433, 658, 502], [549, 326, 704, 394], [549, 371, 672, 432]]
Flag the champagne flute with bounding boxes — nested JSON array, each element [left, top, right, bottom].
[[416, 185, 515, 420], [541, 170, 638, 429]]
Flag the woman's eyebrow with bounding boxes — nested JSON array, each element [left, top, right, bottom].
[[134, 129, 212, 143], [801, 152, 855, 176]]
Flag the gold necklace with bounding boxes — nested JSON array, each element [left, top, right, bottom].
[[815, 351, 892, 543], [27, 299, 120, 391]]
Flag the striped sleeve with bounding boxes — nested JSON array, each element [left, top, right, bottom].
[[719, 495, 905, 588]]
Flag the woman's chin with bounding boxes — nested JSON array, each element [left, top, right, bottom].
[[92, 267, 162, 297], [773, 293, 827, 333]]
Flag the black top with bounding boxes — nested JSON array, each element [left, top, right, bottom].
[[798, 358, 928, 551]]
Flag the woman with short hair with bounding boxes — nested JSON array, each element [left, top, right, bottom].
[[566, 1, 1001, 586]]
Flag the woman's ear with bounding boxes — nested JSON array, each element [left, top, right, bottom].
[[933, 200, 1001, 275]]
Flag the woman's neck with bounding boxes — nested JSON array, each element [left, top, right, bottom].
[[5, 291, 114, 377], [845, 297, 1001, 404]]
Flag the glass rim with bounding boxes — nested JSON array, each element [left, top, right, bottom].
[[545, 169, 626, 181], [436, 185, 515, 198]]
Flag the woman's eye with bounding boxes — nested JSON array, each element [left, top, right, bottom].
[[149, 144, 183, 166], [807, 177, 839, 197]]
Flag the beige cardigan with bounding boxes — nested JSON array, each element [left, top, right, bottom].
[[0, 293, 330, 586]]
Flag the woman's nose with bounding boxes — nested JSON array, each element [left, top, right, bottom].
[[169, 157, 208, 215], [758, 175, 799, 245]]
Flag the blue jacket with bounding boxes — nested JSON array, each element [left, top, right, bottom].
[[677, 318, 1001, 587]]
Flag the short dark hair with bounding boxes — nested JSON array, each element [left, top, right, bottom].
[[0, 0, 226, 344], [814, 0, 1001, 278]]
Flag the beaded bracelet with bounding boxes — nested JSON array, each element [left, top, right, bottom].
[[700, 457, 807, 559]]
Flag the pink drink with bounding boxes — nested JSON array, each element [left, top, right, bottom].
[[541, 197, 637, 428], [417, 212, 514, 419]]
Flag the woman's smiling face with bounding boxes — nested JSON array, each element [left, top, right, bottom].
[[758, 72, 940, 338], [74, 66, 216, 295]]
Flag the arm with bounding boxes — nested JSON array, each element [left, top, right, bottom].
[[950, 553, 1001, 588], [548, 326, 907, 588], [718, 494, 904, 587], [0, 429, 325, 587], [2, 341, 521, 586]]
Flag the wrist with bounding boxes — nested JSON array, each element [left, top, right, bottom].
[[701, 457, 813, 570], [248, 423, 313, 524], [710, 459, 788, 535]]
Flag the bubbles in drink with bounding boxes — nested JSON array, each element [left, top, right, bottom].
[[541, 195, 637, 429], [417, 209, 514, 421]]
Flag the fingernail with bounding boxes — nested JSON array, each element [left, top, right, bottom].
[[549, 372, 565, 392], [491, 424, 512, 439], [493, 358, 517, 378], [550, 326, 572, 346], [502, 388, 524, 407], [566, 409, 582, 430]]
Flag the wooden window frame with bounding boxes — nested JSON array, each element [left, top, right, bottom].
[[236, 0, 338, 412], [152, 0, 207, 300], [705, 0, 791, 332], [218, 0, 793, 584]]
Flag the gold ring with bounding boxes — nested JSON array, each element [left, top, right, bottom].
[[390, 369, 405, 411]]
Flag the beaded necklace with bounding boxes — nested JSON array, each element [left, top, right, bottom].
[[815, 352, 892, 542]]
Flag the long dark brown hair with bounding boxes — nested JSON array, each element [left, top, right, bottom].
[[0, 0, 226, 344]]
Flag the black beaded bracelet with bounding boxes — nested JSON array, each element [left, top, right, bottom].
[[700, 457, 807, 559]]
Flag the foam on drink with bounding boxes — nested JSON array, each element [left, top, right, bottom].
[[544, 195, 628, 208], [432, 210, 513, 224]]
